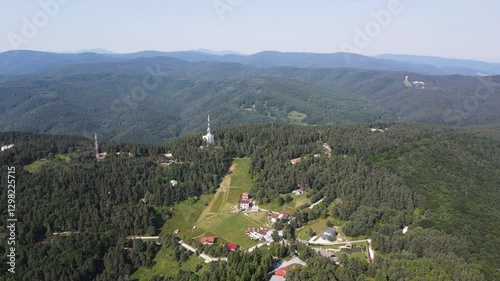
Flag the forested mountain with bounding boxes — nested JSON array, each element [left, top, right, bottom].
[[375, 54, 500, 75], [0, 123, 499, 280], [0, 50, 118, 75], [2, 50, 500, 76], [0, 56, 499, 143]]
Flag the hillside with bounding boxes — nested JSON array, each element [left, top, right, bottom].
[[0, 67, 383, 143], [1, 57, 500, 143], [261, 67, 500, 126], [1, 124, 499, 280], [2, 50, 500, 76]]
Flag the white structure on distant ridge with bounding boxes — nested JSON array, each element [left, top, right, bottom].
[[202, 115, 215, 145], [1, 144, 14, 152]]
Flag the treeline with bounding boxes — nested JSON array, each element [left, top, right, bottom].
[[0, 122, 499, 280]]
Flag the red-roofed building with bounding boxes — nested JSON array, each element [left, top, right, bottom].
[[200, 236, 218, 244], [259, 229, 267, 236], [270, 215, 279, 223], [240, 199, 250, 210], [227, 243, 239, 251], [242, 192, 250, 200], [275, 267, 287, 277]]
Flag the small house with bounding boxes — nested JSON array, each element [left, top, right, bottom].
[[322, 228, 337, 240], [170, 180, 178, 187], [227, 243, 238, 251], [275, 267, 287, 277], [240, 199, 250, 210], [279, 212, 289, 220], [290, 158, 302, 165], [242, 192, 250, 200], [200, 236, 218, 244]]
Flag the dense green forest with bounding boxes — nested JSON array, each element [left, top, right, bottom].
[[0, 56, 499, 143], [0, 123, 499, 280]]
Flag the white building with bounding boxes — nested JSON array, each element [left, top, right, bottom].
[[202, 115, 215, 145], [1, 144, 14, 152]]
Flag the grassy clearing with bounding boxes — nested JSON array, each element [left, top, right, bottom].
[[230, 158, 255, 189], [209, 192, 225, 213], [260, 194, 311, 213], [131, 244, 204, 281], [287, 111, 307, 123], [161, 194, 213, 235], [196, 213, 264, 249], [189, 157, 264, 250], [24, 154, 71, 173], [24, 159, 50, 173], [55, 154, 70, 162]]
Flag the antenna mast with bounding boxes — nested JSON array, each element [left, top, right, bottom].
[[94, 133, 99, 160]]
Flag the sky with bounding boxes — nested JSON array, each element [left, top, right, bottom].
[[1, 0, 500, 62]]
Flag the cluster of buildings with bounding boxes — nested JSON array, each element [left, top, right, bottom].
[[199, 236, 238, 251], [1, 144, 14, 152], [245, 227, 274, 242], [269, 212, 289, 224]]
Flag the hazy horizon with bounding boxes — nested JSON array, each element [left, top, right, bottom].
[[2, 0, 500, 63]]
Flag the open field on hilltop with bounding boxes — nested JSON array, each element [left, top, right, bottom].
[[194, 212, 266, 249], [296, 217, 348, 241], [23, 154, 71, 173], [189, 157, 267, 249], [259, 194, 311, 214], [161, 194, 213, 235], [131, 243, 204, 281]]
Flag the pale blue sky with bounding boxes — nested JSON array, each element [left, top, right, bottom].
[[2, 0, 499, 62]]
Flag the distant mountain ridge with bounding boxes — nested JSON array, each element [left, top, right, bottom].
[[2, 49, 500, 76], [0, 55, 499, 143], [375, 53, 500, 75]]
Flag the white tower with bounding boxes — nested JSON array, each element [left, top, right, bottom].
[[202, 115, 215, 145], [94, 133, 99, 160]]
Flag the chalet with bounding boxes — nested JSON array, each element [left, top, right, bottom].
[[292, 188, 304, 195], [270, 215, 279, 223], [322, 228, 337, 240], [240, 199, 250, 211], [227, 243, 238, 251], [275, 267, 287, 277], [164, 153, 174, 160], [290, 157, 302, 165], [200, 236, 218, 244], [279, 212, 289, 220], [242, 192, 250, 200]]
